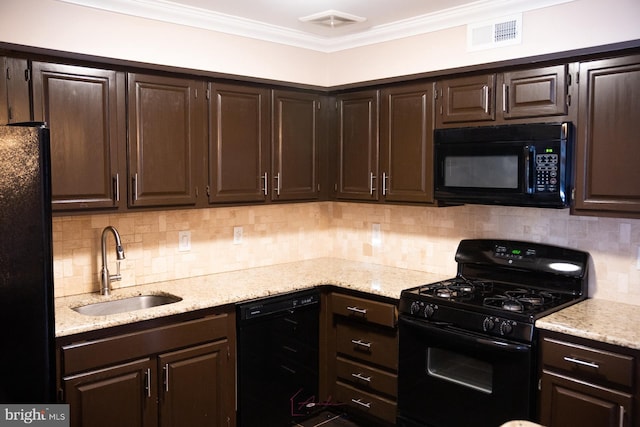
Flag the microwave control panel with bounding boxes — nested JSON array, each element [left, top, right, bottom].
[[535, 151, 559, 193]]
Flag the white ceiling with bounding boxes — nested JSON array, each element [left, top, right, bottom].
[[58, 0, 575, 52]]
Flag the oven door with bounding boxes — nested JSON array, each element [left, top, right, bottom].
[[397, 315, 535, 427]]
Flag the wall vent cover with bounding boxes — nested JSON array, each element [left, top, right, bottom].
[[467, 14, 522, 51]]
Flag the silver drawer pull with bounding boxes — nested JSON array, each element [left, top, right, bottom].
[[563, 356, 600, 369], [351, 339, 372, 349], [351, 373, 372, 383], [346, 306, 367, 315], [351, 398, 371, 409]]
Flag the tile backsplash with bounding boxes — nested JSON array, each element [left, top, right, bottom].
[[53, 202, 640, 305]]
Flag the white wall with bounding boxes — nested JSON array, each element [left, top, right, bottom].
[[1, 0, 639, 86]]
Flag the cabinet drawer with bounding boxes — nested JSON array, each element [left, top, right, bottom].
[[542, 337, 634, 388], [62, 314, 229, 375], [332, 293, 397, 328], [336, 322, 398, 370], [336, 356, 397, 398], [335, 381, 397, 424]]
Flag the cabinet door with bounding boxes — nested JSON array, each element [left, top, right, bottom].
[[158, 341, 232, 427], [380, 83, 435, 203], [436, 74, 495, 125], [540, 370, 632, 427], [63, 358, 157, 427], [128, 73, 204, 208], [502, 65, 568, 119], [0, 57, 30, 124], [574, 55, 640, 217], [32, 62, 124, 211], [208, 83, 270, 203], [272, 90, 320, 201], [336, 90, 379, 201]]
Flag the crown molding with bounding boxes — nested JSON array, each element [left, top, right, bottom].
[[57, 0, 575, 53]]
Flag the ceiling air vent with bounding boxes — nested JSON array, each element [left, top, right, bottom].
[[299, 9, 366, 28], [467, 14, 522, 51]]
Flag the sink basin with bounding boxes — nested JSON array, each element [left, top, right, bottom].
[[72, 294, 182, 316]]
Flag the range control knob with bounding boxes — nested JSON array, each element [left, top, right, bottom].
[[500, 321, 514, 336], [410, 301, 421, 315], [482, 317, 495, 331], [424, 304, 435, 319]]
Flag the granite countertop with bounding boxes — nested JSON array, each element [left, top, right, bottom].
[[55, 257, 448, 337], [536, 298, 640, 350]]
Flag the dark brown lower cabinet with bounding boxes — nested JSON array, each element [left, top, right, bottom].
[[158, 342, 228, 427], [64, 358, 157, 427], [540, 370, 632, 427], [539, 330, 638, 427], [58, 311, 235, 427], [323, 292, 398, 426]]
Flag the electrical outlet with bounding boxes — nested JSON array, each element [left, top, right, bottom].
[[233, 226, 243, 245], [371, 223, 381, 247], [178, 231, 191, 252]]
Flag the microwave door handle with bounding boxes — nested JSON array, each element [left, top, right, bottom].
[[524, 145, 535, 194]]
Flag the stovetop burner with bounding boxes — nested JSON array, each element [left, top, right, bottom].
[[409, 277, 570, 316], [483, 289, 560, 313], [417, 277, 493, 300]]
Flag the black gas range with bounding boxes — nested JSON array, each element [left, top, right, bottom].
[[399, 239, 589, 343], [397, 239, 590, 427]]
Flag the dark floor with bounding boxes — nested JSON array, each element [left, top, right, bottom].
[[292, 411, 362, 427]]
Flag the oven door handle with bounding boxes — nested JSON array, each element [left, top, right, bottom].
[[399, 316, 530, 353]]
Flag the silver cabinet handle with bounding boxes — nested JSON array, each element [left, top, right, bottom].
[[351, 372, 372, 383], [563, 356, 600, 369], [483, 85, 490, 114], [347, 306, 367, 315], [163, 363, 169, 392], [113, 173, 120, 203], [619, 405, 625, 427], [382, 172, 388, 195], [132, 173, 138, 201], [261, 172, 268, 196], [275, 172, 281, 196], [502, 83, 508, 113], [369, 172, 376, 195], [351, 339, 371, 349], [351, 398, 371, 409], [145, 368, 151, 398]]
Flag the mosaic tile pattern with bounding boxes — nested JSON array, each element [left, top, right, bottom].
[[52, 202, 640, 305]]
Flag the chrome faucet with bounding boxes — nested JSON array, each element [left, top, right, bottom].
[[100, 226, 125, 296]]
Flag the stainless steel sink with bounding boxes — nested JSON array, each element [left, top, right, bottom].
[[72, 294, 182, 316]]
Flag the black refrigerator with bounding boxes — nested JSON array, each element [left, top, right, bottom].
[[0, 123, 55, 403]]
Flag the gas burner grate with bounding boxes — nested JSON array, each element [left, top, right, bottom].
[[417, 277, 493, 300], [483, 289, 559, 313]]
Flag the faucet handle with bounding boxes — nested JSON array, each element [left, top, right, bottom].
[[116, 244, 125, 260]]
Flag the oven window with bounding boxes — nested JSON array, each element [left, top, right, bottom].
[[427, 348, 493, 394], [444, 155, 518, 188]]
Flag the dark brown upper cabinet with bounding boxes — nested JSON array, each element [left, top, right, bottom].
[[573, 54, 640, 218], [380, 82, 435, 204], [0, 57, 31, 125], [272, 89, 320, 201], [208, 82, 270, 204], [436, 64, 570, 127], [128, 73, 205, 208], [436, 74, 496, 125], [502, 65, 568, 119], [336, 90, 380, 201], [32, 62, 126, 212]]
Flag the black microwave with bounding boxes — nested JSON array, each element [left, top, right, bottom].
[[434, 122, 572, 208]]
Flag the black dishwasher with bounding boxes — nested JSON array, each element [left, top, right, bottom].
[[236, 289, 320, 427]]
